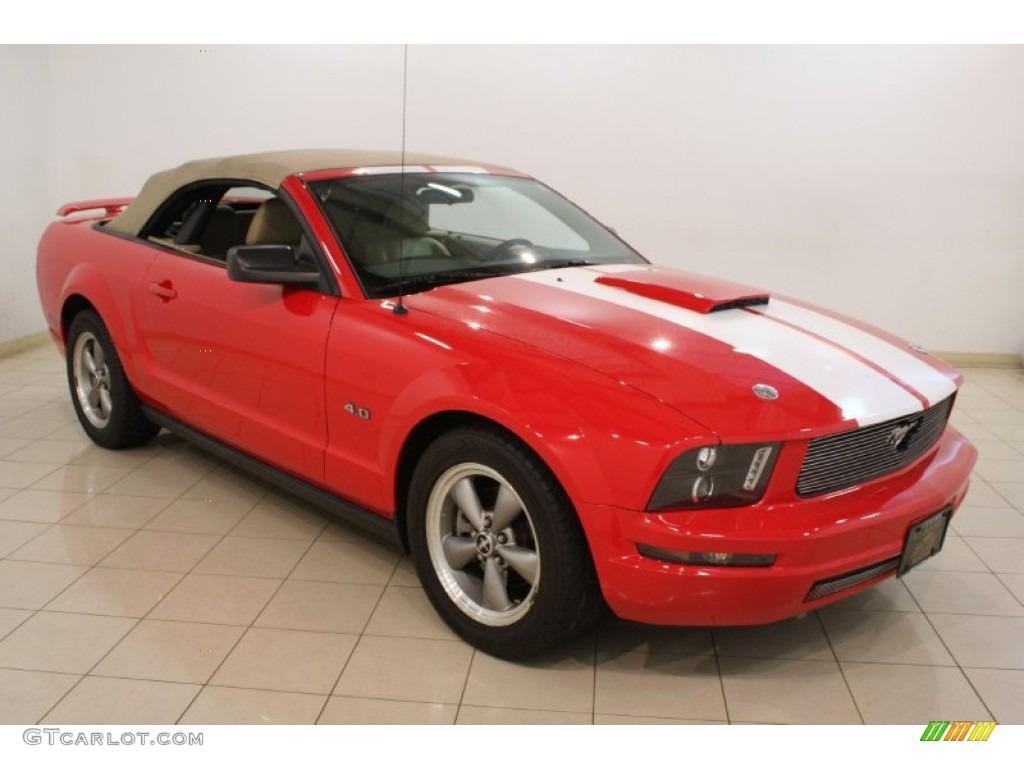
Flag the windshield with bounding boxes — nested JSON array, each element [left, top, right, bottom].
[[308, 172, 645, 298]]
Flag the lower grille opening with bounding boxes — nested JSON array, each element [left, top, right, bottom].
[[805, 556, 900, 602]]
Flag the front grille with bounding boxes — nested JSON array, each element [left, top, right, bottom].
[[797, 396, 953, 497]]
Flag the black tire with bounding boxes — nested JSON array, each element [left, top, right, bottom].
[[408, 426, 601, 659], [66, 310, 160, 449]]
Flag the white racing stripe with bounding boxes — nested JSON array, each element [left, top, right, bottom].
[[763, 300, 956, 407], [515, 267, 924, 426]]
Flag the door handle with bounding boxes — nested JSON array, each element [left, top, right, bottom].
[[148, 281, 178, 301]]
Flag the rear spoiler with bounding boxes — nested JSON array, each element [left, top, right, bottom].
[[56, 197, 133, 218]]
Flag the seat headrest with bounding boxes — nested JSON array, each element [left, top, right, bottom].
[[382, 203, 429, 235], [322, 187, 430, 235], [246, 198, 303, 245]]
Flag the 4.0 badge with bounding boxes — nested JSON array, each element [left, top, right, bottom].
[[344, 403, 371, 420]]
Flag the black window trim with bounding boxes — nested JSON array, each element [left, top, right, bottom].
[[95, 177, 341, 298]]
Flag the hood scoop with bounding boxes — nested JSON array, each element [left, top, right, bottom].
[[595, 270, 770, 314]]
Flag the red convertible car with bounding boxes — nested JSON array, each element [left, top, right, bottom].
[[37, 149, 977, 658]]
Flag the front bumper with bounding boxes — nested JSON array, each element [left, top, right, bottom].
[[577, 426, 977, 626]]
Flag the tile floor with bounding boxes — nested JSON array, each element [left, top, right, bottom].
[[1, 343, 1022, 725]]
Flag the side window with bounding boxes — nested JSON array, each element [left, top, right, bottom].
[[146, 185, 277, 261], [142, 183, 334, 294], [198, 187, 273, 259]]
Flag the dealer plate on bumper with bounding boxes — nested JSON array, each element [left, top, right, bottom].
[[898, 508, 952, 576]]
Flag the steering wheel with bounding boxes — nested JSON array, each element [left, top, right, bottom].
[[481, 238, 535, 262]]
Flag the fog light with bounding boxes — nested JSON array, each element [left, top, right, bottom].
[[638, 544, 777, 568]]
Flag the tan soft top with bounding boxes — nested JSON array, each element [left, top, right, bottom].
[[106, 148, 496, 236]]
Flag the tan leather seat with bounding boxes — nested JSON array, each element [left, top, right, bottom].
[[246, 198, 303, 248], [320, 190, 449, 267], [359, 204, 448, 264]]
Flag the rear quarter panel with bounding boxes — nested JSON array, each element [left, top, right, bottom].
[[37, 219, 158, 394]]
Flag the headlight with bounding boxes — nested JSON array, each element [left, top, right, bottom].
[[647, 443, 780, 511]]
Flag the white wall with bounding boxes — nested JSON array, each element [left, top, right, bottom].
[[0, 46, 53, 343], [406, 45, 1024, 356], [45, 45, 405, 208], [3, 45, 1022, 356]]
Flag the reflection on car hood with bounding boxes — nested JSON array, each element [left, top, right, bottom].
[[408, 263, 960, 440]]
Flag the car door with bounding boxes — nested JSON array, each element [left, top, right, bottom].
[[138, 188, 337, 483]]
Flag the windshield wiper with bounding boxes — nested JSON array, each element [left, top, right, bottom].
[[383, 268, 504, 295], [379, 259, 603, 298], [530, 259, 599, 271]]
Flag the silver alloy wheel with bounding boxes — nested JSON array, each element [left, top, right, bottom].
[[72, 331, 113, 429], [425, 462, 541, 627]]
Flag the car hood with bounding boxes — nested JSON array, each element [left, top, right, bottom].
[[408, 263, 959, 440]]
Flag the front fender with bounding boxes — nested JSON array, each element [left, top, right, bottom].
[[380, 332, 714, 512]]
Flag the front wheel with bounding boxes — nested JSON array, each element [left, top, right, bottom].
[[66, 310, 159, 449], [408, 426, 601, 659]]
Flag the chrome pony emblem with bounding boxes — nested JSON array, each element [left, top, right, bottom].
[[752, 384, 779, 401], [474, 531, 496, 556], [887, 419, 921, 451]]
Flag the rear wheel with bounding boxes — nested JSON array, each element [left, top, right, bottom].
[[66, 310, 159, 449], [408, 426, 601, 659]]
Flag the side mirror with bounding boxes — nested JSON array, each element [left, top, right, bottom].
[[226, 245, 320, 285]]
